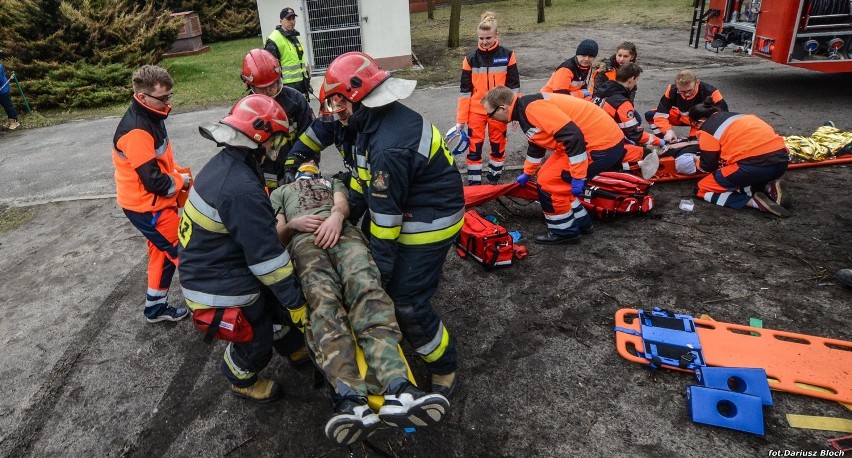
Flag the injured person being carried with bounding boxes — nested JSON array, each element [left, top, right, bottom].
[[270, 161, 450, 446]]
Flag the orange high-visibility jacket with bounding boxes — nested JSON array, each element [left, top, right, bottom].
[[653, 80, 727, 134], [696, 112, 789, 172], [457, 42, 520, 122], [512, 93, 625, 179], [540, 57, 592, 99], [593, 80, 660, 147], [112, 97, 186, 213]]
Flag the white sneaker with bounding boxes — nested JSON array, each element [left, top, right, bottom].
[[325, 396, 379, 445], [378, 381, 449, 428]]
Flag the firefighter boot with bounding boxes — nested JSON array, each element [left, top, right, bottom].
[[325, 395, 380, 445], [534, 231, 581, 245], [230, 378, 282, 403], [431, 371, 460, 399]]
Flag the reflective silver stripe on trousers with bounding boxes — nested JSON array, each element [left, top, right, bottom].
[[416, 322, 445, 355]]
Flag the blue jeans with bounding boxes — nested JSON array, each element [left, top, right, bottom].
[[0, 91, 17, 120]]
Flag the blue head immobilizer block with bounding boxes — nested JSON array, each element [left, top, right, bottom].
[[686, 385, 765, 435], [638, 308, 705, 370], [695, 366, 773, 406]]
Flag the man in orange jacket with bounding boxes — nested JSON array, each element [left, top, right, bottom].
[[482, 86, 627, 245], [112, 65, 190, 323], [645, 69, 727, 142]]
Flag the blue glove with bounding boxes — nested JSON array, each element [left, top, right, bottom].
[[571, 178, 586, 197], [515, 173, 531, 187], [658, 138, 667, 148], [581, 89, 591, 98]]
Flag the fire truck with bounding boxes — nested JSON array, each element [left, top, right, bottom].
[[690, 0, 852, 73]]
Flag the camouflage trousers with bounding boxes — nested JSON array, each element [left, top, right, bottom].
[[291, 222, 408, 396]]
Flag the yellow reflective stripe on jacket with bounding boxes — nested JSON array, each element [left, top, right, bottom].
[[420, 325, 451, 363], [398, 216, 464, 245], [184, 189, 227, 233], [370, 221, 402, 240], [249, 252, 295, 286], [299, 128, 323, 153], [349, 175, 364, 193], [268, 31, 306, 84]]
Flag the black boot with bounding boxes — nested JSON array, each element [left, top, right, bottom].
[[534, 231, 581, 245]]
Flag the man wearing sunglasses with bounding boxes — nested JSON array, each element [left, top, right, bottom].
[[111, 65, 190, 324], [644, 69, 728, 144]]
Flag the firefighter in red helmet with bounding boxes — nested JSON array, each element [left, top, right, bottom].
[[321, 52, 465, 400], [240, 49, 314, 188], [178, 94, 306, 403]]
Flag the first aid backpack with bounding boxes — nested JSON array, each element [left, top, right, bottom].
[[455, 210, 514, 269], [580, 171, 654, 220]]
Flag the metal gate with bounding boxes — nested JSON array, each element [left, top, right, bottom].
[[304, 0, 363, 72]]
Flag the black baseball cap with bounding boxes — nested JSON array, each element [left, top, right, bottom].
[[280, 7, 297, 19]]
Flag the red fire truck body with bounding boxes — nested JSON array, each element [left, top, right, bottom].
[[703, 0, 852, 73]]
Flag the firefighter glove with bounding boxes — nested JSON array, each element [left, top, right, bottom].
[[288, 304, 308, 333], [571, 178, 586, 197], [515, 173, 531, 187], [581, 89, 591, 98], [455, 123, 467, 134], [663, 130, 678, 143], [658, 138, 666, 148], [179, 173, 192, 189]]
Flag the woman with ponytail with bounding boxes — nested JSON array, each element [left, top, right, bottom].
[[455, 11, 520, 185], [686, 97, 791, 217]]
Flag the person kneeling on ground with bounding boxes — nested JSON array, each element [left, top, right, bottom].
[[686, 98, 791, 217], [271, 161, 449, 446]]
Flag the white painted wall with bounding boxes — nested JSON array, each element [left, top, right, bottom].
[[254, 0, 412, 68], [358, 1, 412, 60]]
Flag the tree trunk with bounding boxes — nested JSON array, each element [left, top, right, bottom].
[[428, 0, 435, 20], [448, 0, 461, 48], [537, 0, 546, 23]]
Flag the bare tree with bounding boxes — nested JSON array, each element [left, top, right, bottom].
[[448, 0, 461, 48], [428, 0, 435, 20], [538, 0, 545, 23]]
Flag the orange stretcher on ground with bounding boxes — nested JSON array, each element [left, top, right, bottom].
[[614, 308, 852, 404], [650, 155, 852, 183]]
